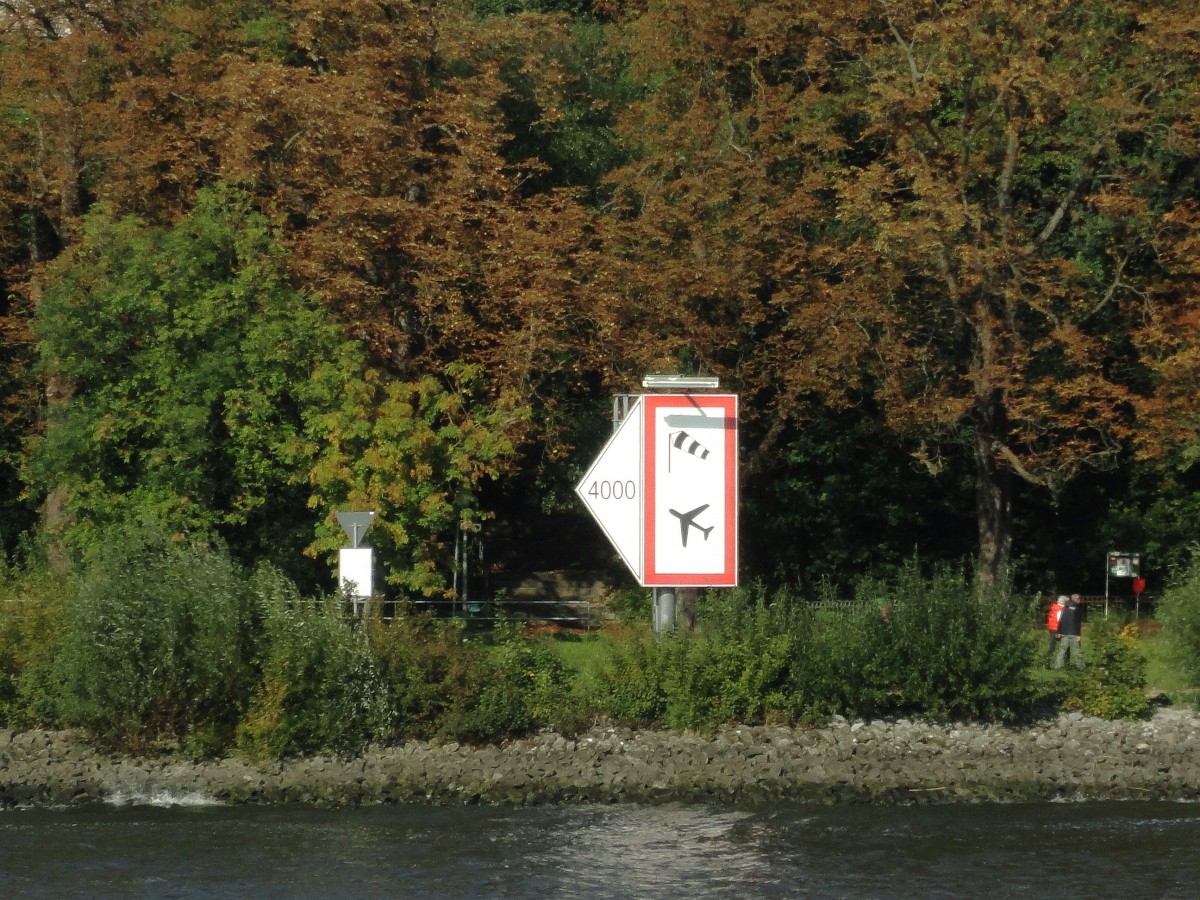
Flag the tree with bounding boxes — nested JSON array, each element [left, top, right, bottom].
[[4, 1, 619, 581], [598, 0, 1200, 589], [31, 183, 534, 594], [307, 363, 529, 596], [29, 185, 357, 583]]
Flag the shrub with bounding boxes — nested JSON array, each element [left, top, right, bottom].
[[1158, 558, 1200, 696], [367, 604, 484, 739], [441, 623, 576, 742], [594, 590, 843, 730], [862, 565, 1037, 721], [786, 601, 893, 720], [44, 526, 262, 750], [0, 562, 69, 727], [591, 625, 677, 727], [1060, 621, 1150, 719], [592, 567, 1037, 730], [235, 581, 390, 760], [661, 590, 822, 728], [608, 588, 652, 625]]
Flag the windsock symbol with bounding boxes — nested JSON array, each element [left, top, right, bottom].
[[670, 430, 710, 469]]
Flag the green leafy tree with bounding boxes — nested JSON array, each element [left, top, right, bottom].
[[307, 363, 529, 596], [28, 184, 356, 583]]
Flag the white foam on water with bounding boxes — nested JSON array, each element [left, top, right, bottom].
[[103, 788, 222, 808]]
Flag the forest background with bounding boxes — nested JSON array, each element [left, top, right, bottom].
[[2, 0, 1200, 602]]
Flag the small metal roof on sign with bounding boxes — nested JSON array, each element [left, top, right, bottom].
[[641, 375, 720, 390]]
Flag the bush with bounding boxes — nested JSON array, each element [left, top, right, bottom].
[[591, 625, 677, 727], [592, 567, 1037, 730], [608, 588, 652, 625], [594, 590, 847, 730], [860, 565, 1037, 721], [235, 581, 390, 760], [367, 604, 484, 739], [785, 601, 893, 720], [1059, 621, 1150, 719], [441, 623, 577, 742], [1158, 558, 1200, 696], [0, 561, 69, 727], [43, 526, 262, 750]]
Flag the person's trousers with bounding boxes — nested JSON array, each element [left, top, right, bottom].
[[1055, 635, 1084, 668]]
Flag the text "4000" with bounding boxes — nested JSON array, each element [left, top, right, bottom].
[[587, 480, 636, 501]]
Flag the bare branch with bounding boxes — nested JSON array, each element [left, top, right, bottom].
[[992, 441, 1053, 488], [1025, 141, 1105, 253], [884, 10, 922, 88], [935, 245, 959, 294]]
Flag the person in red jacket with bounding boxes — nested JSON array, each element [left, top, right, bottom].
[[1045, 595, 1066, 665]]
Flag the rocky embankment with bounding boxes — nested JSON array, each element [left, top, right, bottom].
[[3, 708, 1199, 808]]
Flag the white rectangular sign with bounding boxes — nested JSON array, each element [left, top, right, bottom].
[[339, 547, 374, 599], [643, 394, 738, 587]]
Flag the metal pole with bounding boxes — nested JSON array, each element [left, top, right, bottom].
[[653, 587, 677, 634], [1104, 557, 1110, 619], [453, 525, 460, 618]]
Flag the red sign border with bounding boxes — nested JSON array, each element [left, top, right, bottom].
[[642, 394, 738, 587]]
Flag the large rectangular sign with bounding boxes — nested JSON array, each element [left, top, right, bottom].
[[642, 394, 738, 586]]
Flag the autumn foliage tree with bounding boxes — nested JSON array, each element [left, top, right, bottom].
[[2, 2, 612, 581], [2, 0, 1200, 595], [595, 0, 1200, 589]]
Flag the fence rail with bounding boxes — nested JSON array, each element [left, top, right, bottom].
[[406, 597, 600, 631]]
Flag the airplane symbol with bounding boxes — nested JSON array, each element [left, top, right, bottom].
[[668, 504, 714, 548]]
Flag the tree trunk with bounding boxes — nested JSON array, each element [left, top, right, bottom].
[[973, 427, 1012, 594]]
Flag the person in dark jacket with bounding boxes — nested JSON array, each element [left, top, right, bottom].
[[1054, 594, 1085, 669]]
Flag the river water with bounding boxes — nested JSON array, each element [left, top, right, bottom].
[[1, 797, 1198, 898]]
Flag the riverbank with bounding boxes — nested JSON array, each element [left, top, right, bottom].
[[2, 707, 1198, 808]]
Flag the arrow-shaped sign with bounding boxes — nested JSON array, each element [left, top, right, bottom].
[[575, 398, 645, 581]]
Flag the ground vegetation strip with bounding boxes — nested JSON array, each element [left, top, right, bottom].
[[3, 535, 1195, 759]]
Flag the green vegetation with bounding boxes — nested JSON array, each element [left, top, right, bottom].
[[29, 188, 358, 589], [593, 569, 1036, 730], [8, 540, 1198, 761], [1154, 562, 1200, 704]]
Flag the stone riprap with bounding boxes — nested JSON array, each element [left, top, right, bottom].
[[2, 708, 1198, 808]]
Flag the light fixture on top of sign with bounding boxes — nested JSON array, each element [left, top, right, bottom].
[[641, 375, 720, 390]]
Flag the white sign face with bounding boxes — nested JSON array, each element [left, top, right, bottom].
[[339, 547, 374, 599], [574, 398, 645, 581], [643, 395, 738, 587]]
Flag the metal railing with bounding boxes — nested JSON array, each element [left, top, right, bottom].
[[406, 597, 599, 631], [1056, 593, 1157, 619]]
